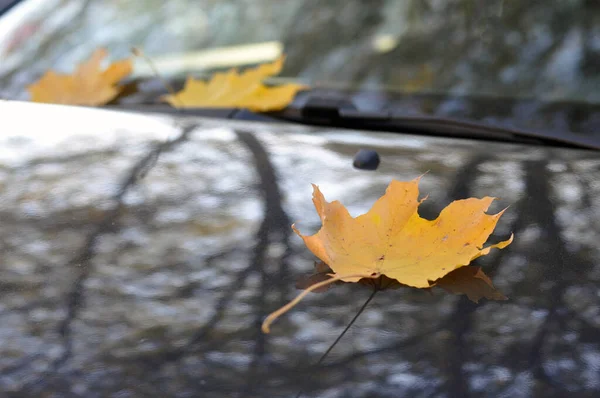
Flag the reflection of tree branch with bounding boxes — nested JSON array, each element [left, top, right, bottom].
[[478, 158, 598, 395], [56, 124, 196, 364], [136, 130, 292, 398], [442, 153, 527, 398], [13, 124, 196, 390], [573, 168, 600, 248], [442, 154, 489, 398], [234, 131, 290, 229], [243, 200, 268, 390], [160, 250, 262, 363], [528, 298, 560, 388], [130, 231, 268, 368], [523, 161, 569, 393], [445, 297, 476, 398], [234, 130, 291, 396]]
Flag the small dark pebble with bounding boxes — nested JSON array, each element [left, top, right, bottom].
[[353, 149, 380, 170]]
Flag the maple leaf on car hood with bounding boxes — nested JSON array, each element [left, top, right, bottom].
[[261, 177, 513, 333], [293, 176, 513, 289]]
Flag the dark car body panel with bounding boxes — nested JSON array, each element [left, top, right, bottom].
[[1, 102, 599, 397]]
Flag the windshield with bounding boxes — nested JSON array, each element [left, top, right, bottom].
[[3, 3, 600, 397], [1, 0, 599, 133]]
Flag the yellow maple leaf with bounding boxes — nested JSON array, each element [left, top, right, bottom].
[[262, 176, 513, 333], [294, 176, 512, 288], [161, 55, 306, 111], [27, 48, 132, 106]]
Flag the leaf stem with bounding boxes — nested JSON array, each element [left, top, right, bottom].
[[261, 272, 379, 333], [295, 287, 378, 398]]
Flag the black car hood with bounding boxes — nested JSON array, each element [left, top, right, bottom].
[[1, 102, 599, 397]]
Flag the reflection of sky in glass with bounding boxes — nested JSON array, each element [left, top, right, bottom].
[[1, 0, 600, 105]]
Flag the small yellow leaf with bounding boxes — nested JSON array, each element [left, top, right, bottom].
[[27, 48, 132, 106], [293, 177, 513, 288], [161, 55, 306, 111]]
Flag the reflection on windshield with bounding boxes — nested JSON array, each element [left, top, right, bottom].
[[1, 0, 599, 106]]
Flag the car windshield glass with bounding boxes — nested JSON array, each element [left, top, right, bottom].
[[1, 0, 599, 132]]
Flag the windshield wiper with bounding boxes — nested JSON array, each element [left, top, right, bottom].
[[249, 95, 599, 150], [117, 93, 600, 150]]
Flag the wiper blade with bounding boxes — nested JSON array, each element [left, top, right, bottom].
[[115, 93, 600, 150], [260, 95, 600, 151]]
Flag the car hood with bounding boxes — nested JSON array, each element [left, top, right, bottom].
[[1, 101, 599, 397]]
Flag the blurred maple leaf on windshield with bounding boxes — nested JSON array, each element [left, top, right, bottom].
[[263, 177, 513, 333], [27, 48, 132, 106], [162, 55, 307, 111]]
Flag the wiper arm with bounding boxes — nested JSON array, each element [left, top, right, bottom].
[[116, 93, 599, 150], [258, 95, 600, 151]]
